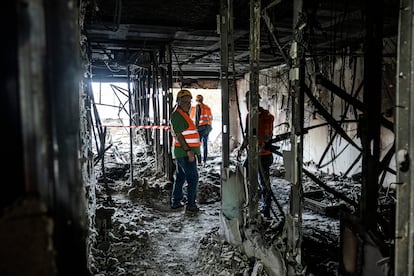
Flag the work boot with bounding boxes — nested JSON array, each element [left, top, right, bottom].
[[171, 202, 185, 209], [185, 205, 200, 213]]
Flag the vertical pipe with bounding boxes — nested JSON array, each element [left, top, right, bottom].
[[18, 0, 48, 197], [160, 47, 169, 174], [43, 0, 87, 274], [220, 0, 230, 169], [1, 0, 24, 209], [247, 0, 261, 222], [287, 0, 305, 274], [166, 46, 174, 182], [395, 0, 414, 274], [153, 61, 161, 171], [360, 0, 383, 229], [146, 68, 151, 144], [127, 65, 134, 183]]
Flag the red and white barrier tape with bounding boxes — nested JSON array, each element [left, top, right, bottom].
[[98, 125, 170, 130]]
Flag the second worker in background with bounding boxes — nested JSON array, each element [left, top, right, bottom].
[[237, 91, 274, 218], [191, 94, 213, 166]]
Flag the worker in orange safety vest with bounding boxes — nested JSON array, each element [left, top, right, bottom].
[[170, 89, 201, 213], [190, 94, 213, 165], [237, 91, 274, 218]]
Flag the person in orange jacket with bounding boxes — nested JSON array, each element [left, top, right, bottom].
[[191, 95, 213, 165], [237, 91, 274, 218]]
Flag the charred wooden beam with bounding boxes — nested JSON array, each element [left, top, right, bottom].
[[343, 153, 362, 178], [304, 85, 362, 151], [269, 131, 291, 143], [316, 73, 365, 111], [304, 196, 346, 218], [316, 80, 363, 167], [303, 168, 358, 208], [270, 149, 358, 208], [316, 73, 394, 132]]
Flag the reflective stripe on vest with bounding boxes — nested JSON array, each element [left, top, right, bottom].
[[171, 107, 201, 148], [198, 103, 213, 126]]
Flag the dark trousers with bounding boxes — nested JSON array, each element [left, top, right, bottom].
[[197, 125, 212, 163], [171, 156, 199, 208], [243, 154, 274, 217]]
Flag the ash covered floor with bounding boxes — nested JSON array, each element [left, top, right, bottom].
[[88, 129, 360, 276]]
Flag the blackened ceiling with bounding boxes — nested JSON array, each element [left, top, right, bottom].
[[83, 0, 399, 83]]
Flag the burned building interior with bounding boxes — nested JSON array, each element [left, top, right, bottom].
[[1, 0, 414, 275]]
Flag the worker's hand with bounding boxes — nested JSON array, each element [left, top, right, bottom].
[[187, 150, 195, 162]]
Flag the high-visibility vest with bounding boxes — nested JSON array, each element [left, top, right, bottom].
[[245, 108, 274, 156], [189, 106, 196, 122], [198, 103, 213, 126], [171, 107, 201, 148], [258, 108, 274, 155]]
